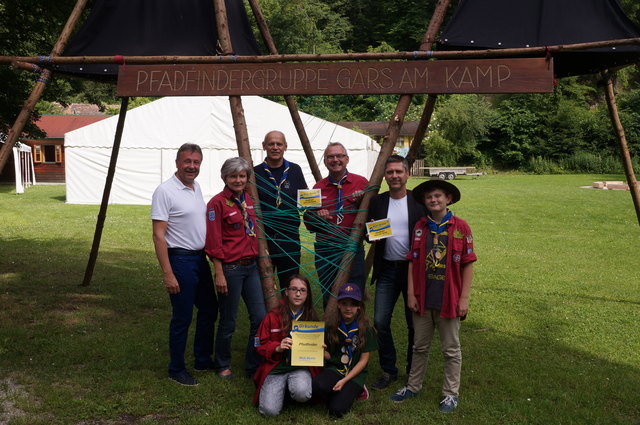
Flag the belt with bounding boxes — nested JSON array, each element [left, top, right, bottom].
[[382, 259, 409, 267], [168, 248, 204, 256], [223, 257, 256, 266]]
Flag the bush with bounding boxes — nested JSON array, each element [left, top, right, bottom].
[[526, 156, 564, 174]]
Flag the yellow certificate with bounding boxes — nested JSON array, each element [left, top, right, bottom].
[[297, 189, 322, 208], [366, 218, 393, 241], [290, 321, 325, 367]]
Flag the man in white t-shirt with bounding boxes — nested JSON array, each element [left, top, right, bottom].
[[151, 143, 217, 386], [367, 155, 426, 390]]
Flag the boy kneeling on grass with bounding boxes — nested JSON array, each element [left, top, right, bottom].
[[390, 178, 476, 413]]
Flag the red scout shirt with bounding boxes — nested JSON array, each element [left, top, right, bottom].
[[407, 215, 477, 318], [304, 172, 369, 241], [205, 186, 259, 263]]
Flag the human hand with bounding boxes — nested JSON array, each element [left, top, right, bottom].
[[277, 337, 293, 353], [332, 378, 347, 392], [164, 273, 180, 294], [215, 274, 228, 295], [317, 209, 333, 221], [407, 294, 419, 313], [457, 297, 469, 318]]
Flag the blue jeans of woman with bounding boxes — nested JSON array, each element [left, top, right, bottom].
[[214, 262, 266, 376]]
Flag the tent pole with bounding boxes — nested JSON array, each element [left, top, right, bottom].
[[213, 0, 279, 311], [82, 97, 130, 286], [0, 0, 90, 175], [246, 0, 323, 182], [327, 0, 454, 312], [602, 72, 640, 225]]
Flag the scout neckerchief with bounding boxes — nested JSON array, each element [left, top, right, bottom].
[[426, 210, 452, 264], [328, 171, 348, 225], [286, 307, 303, 364], [233, 192, 256, 237], [337, 319, 358, 376], [262, 159, 290, 208]]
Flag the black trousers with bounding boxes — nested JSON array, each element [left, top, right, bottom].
[[312, 368, 362, 418]]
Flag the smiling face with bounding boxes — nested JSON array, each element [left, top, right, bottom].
[[323, 144, 349, 179], [285, 278, 309, 310], [224, 170, 248, 194], [384, 161, 409, 192], [175, 150, 202, 188], [337, 298, 360, 323], [262, 131, 287, 166], [423, 188, 453, 218]]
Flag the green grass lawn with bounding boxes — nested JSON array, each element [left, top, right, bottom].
[[0, 174, 639, 425]]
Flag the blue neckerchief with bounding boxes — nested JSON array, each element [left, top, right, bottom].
[[427, 210, 452, 235], [337, 319, 358, 376], [262, 159, 290, 208], [328, 171, 348, 225], [289, 307, 303, 322], [233, 192, 256, 237]]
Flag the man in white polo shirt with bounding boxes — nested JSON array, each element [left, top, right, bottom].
[[151, 143, 217, 386]]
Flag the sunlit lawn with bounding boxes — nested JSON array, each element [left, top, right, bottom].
[[0, 174, 638, 424]]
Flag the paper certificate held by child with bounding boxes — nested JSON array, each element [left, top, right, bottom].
[[366, 218, 393, 241], [297, 189, 322, 208], [290, 321, 325, 367]]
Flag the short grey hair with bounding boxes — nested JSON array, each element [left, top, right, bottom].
[[220, 157, 252, 180], [324, 142, 348, 156], [176, 143, 202, 161]]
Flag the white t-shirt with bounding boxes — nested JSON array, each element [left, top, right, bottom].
[[151, 174, 207, 250], [384, 195, 410, 261]]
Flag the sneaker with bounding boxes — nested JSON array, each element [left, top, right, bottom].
[[168, 371, 199, 386], [389, 387, 417, 403], [356, 384, 369, 401], [217, 369, 234, 380], [439, 395, 458, 413], [372, 372, 398, 390]]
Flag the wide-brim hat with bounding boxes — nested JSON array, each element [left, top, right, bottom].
[[413, 178, 461, 205]]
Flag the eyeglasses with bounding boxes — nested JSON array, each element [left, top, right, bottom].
[[287, 287, 307, 294], [325, 154, 347, 160]]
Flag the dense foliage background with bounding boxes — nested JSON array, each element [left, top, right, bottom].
[[1, 0, 639, 172]]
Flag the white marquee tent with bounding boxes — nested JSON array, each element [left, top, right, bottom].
[[65, 96, 380, 205]]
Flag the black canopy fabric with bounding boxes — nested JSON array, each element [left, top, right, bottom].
[[55, 0, 261, 77], [439, 0, 640, 77]]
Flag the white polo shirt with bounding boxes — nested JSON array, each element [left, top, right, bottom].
[[151, 174, 207, 250]]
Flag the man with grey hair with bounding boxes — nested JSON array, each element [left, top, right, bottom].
[[151, 143, 217, 386], [304, 142, 368, 308]]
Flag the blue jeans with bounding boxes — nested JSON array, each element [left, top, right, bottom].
[[214, 262, 266, 376], [373, 261, 414, 376], [314, 241, 365, 308], [168, 254, 217, 376]]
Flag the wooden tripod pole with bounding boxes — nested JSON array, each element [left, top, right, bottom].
[[82, 97, 130, 285], [602, 72, 640, 226], [213, 0, 279, 310], [246, 0, 323, 182], [0, 0, 90, 175], [327, 0, 454, 312]]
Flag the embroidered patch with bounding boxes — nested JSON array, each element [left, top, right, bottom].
[[226, 199, 235, 207], [467, 248, 473, 254], [415, 229, 423, 237], [254, 336, 260, 347], [413, 252, 418, 258], [208, 209, 215, 221], [453, 254, 461, 263], [466, 235, 473, 243], [453, 229, 464, 239]]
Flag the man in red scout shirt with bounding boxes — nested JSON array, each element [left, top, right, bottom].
[[304, 142, 368, 308]]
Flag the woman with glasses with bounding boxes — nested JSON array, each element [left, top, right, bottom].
[[252, 275, 320, 416]]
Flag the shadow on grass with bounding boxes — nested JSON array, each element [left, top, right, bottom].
[[0, 237, 639, 424]]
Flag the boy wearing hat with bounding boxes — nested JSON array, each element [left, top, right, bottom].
[[390, 179, 476, 413]]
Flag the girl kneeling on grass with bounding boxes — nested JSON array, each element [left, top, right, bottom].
[[253, 274, 320, 416], [312, 283, 378, 418]]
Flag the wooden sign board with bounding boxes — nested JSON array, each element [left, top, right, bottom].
[[117, 58, 553, 97]]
